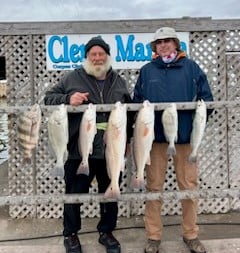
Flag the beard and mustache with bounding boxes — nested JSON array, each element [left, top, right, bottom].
[[83, 55, 112, 79]]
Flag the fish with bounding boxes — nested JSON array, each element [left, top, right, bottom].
[[104, 101, 127, 199], [161, 103, 178, 156], [48, 104, 69, 177], [131, 100, 155, 189], [17, 103, 42, 164], [189, 99, 207, 163], [77, 103, 97, 175]]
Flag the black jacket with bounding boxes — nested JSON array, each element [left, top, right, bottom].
[[44, 67, 133, 159]]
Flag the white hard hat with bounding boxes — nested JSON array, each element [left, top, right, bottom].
[[152, 27, 178, 41]]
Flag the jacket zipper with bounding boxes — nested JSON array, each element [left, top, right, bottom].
[[95, 73, 118, 104], [95, 81, 104, 104], [105, 75, 118, 102]]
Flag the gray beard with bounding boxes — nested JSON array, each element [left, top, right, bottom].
[[83, 56, 112, 79]]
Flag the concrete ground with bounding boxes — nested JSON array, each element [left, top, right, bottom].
[[0, 160, 240, 252]]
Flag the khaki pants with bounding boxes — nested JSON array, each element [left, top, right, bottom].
[[145, 143, 199, 240]]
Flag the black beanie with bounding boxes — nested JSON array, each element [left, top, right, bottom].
[[84, 36, 110, 58]]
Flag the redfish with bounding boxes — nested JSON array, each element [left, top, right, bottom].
[[104, 102, 127, 199], [131, 100, 155, 189], [77, 103, 97, 175]]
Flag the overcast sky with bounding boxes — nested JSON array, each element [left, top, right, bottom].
[[0, 0, 240, 22]]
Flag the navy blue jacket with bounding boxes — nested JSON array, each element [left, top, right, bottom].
[[133, 53, 214, 144]]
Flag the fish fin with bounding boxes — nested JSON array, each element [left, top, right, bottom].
[[104, 184, 121, 199], [89, 145, 93, 155], [152, 131, 155, 141], [131, 175, 145, 190], [50, 157, 65, 177], [121, 159, 126, 172], [167, 145, 176, 156], [63, 150, 68, 162], [76, 161, 89, 176], [146, 155, 151, 165]]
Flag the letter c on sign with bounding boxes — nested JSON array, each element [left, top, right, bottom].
[[48, 35, 63, 63]]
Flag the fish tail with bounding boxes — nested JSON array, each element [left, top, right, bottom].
[[189, 154, 197, 163], [104, 184, 121, 199], [50, 164, 64, 177], [76, 160, 89, 176], [131, 175, 145, 190], [167, 145, 176, 156], [22, 157, 32, 165]]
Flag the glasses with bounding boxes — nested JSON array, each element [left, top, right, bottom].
[[155, 38, 172, 45]]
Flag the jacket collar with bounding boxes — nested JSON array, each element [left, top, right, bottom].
[[152, 51, 186, 67]]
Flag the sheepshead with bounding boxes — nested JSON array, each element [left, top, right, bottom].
[[189, 99, 207, 163], [104, 101, 127, 199], [77, 103, 97, 175], [131, 100, 155, 189], [48, 104, 69, 177], [162, 103, 178, 156], [17, 103, 42, 164]]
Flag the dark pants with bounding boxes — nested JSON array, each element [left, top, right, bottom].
[[63, 158, 119, 236]]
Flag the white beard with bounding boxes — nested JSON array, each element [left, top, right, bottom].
[[83, 55, 112, 79]]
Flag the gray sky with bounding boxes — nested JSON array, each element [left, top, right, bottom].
[[0, 0, 239, 22]]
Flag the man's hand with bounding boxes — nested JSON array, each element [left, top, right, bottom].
[[70, 92, 89, 106]]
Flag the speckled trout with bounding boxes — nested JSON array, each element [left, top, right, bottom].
[[189, 99, 207, 163]]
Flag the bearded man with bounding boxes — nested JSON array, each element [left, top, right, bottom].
[[44, 36, 133, 253]]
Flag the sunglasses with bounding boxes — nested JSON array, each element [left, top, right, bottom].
[[155, 38, 172, 44]]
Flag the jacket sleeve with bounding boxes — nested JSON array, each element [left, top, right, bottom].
[[195, 64, 214, 118], [197, 69, 214, 102], [44, 75, 71, 105], [133, 69, 144, 103]]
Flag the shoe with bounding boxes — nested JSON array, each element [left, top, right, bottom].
[[183, 237, 206, 253], [144, 239, 161, 253], [64, 233, 82, 253], [99, 232, 121, 253]]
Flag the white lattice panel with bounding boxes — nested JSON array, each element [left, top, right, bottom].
[[226, 54, 240, 211], [226, 30, 240, 52], [2, 29, 239, 218]]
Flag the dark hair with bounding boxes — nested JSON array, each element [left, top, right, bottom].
[[173, 38, 181, 51]]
